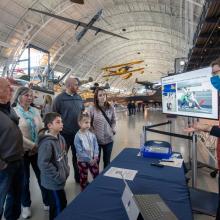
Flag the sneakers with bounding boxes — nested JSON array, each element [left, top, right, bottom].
[[43, 205, 50, 211], [21, 205, 49, 218], [22, 207, 31, 219]]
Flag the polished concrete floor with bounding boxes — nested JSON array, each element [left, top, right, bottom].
[[16, 108, 217, 220]]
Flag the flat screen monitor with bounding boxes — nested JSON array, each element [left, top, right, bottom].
[[161, 67, 218, 119]]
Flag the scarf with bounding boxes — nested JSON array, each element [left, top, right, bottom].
[[16, 104, 38, 143]]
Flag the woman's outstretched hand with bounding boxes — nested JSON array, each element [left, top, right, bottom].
[[184, 123, 211, 133]]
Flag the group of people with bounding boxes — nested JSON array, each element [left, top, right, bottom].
[[1, 57, 220, 220], [127, 101, 145, 115], [0, 76, 116, 220]]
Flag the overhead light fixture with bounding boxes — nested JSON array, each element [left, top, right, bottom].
[[180, 60, 185, 66]]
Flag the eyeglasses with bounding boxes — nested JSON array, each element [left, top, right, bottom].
[[212, 70, 220, 75]]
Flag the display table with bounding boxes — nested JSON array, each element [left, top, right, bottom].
[[56, 148, 193, 220]]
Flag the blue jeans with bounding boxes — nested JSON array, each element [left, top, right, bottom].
[[22, 153, 49, 207], [0, 160, 23, 220], [61, 132, 80, 183], [98, 142, 113, 168], [48, 189, 67, 220]]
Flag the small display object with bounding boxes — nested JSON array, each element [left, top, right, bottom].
[[141, 140, 172, 159]]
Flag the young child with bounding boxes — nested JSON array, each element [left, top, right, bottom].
[[74, 112, 99, 190], [37, 112, 70, 220]]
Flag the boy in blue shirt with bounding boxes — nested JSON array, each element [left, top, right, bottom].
[[74, 113, 99, 190]]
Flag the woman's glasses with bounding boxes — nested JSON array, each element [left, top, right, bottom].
[[212, 69, 220, 75]]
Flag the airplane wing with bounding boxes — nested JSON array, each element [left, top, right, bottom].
[[103, 73, 118, 77], [102, 71, 125, 77], [29, 8, 129, 40], [102, 68, 144, 77], [102, 60, 144, 70], [129, 67, 145, 73]]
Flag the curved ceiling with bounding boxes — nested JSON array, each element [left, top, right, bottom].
[[0, 0, 205, 91]]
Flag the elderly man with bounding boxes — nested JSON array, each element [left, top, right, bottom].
[[52, 77, 84, 183], [0, 78, 24, 220]]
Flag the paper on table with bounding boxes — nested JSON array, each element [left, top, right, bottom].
[[159, 158, 183, 168], [104, 167, 138, 180]]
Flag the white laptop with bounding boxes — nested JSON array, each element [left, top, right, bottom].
[[121, 180, 177, 220]]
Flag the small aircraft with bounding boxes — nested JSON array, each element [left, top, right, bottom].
[[90, 82, 110, 92], [102, 60, 144, 71], [102, 60, 144, 79], [135, 78, 161, 90], [70, 0, 84, 4], [29, 8, 129, 41]]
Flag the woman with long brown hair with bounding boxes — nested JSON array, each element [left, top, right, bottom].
[[89, 87, 116, 168]]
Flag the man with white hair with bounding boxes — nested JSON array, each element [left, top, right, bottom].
[[0, 77, 24, 219], [52, 77, 84, 183]]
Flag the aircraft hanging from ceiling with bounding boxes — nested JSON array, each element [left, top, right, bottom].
[[135, 78, 161, 90], [70, 0, 84, 4], [29, 8, 129, 41], [102, 60, 144, 80]]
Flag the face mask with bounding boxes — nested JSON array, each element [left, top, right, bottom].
[[210, 75, 220, 90]]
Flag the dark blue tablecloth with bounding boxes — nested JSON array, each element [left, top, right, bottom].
[[56, 148, 193, 220]]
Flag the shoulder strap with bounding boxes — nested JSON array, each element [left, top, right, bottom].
[[97, 105, 112, 128], [89, 107, 94, 128]]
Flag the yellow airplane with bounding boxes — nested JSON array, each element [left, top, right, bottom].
[[101, 60, 144, 71], [102, 60, 144, 79], [103, 67, 144, 79]]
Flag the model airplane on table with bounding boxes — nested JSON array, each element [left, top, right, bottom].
[[29, 8, 129, 41], [102, 60, 144, 79]]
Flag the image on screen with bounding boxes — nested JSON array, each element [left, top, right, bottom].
[[161, 67, 218, 119], [162, 84, 177, 112]]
